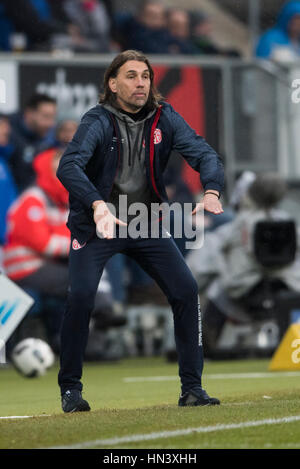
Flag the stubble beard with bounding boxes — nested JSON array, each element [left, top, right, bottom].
[[117, 94, 148, 113]]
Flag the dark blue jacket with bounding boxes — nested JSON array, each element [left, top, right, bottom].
[[116, 14, 198, 55], [56, 102, 224, 244], [0, 143, 18, 244], [8, 112, 56, 191]]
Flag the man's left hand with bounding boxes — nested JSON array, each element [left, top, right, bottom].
[[191, 192, 224, 215]]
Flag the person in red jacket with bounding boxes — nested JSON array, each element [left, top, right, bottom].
[[4, 148, 70, 285], [3, 148, 69, 349], [3, 148, 124, 351]]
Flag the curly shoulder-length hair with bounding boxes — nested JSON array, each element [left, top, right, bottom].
[[99, 50, 163, 110]]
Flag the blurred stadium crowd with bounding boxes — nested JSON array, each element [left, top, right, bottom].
[[0, 0, 240, 56], [1, 0, 300, 362], [2, 1, 300, 58]]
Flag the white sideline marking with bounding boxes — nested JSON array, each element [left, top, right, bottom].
[[123, 371, 300, 383], [0, 415, 50, 419], [49, 415, 300, 449]]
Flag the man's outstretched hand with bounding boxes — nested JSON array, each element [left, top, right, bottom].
[[92, 200, 127, 239], [191, 191, 224, 215]]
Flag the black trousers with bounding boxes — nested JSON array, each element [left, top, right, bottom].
[[58, 233, 204, 396]]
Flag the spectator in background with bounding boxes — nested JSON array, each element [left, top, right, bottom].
[[62, 0, 114, 53], [8, 93, 57, 192], [190, 10, 240, 57], [3, 149, 70, 288], [256, 0, 300, 60], [190, 11, 223, 55], [0, 0, 72, 51], [0, 115, 17, 245], [116, 0, 172, 54], [3, 148, 125, 352], [3, 148, 70, 349], [55, 119, 79, 148], [166, 8, 197, 54]]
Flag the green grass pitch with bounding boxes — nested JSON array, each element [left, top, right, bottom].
[[0, 357, 300, 449]]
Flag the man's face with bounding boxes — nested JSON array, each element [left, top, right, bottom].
[[109, 60, 151, 113], [193, 19, 213, 39], [168, 10, 190, 39], [57, 120, 78, 145], [24, 102, 57, 137], [141, 3, 166, 30], [289, 15, 300, 38], [0, 118, 11, 146]]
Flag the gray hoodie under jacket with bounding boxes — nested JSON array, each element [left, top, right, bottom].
[[103, 104, 157, 221]]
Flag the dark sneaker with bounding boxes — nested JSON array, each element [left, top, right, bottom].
[[178, 389, 220, 407], [61, 390, 91, 413]]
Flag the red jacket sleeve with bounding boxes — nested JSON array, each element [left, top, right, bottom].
[[11, 195, 70, 257]]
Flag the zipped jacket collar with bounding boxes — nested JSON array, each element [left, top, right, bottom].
[[106, 104, 163, 201], [103, 103, 157, 167]]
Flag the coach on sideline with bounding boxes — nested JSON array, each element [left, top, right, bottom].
[[56, 49, 224, 413]]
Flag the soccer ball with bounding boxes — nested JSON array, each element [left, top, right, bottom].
[[11, 338, 55, 378]]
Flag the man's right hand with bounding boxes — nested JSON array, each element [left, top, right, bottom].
[[92, 200, 127, 239]]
